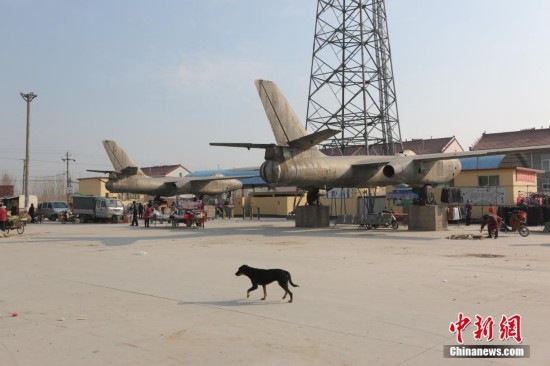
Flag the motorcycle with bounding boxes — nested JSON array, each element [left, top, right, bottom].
[[500, 210, 529, 237], [60, 210, 78, 224]]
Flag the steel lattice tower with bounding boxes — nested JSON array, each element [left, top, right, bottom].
[[305, 0, 402, 156]]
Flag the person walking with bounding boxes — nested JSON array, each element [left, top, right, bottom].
[[130, 201, 139, 226]]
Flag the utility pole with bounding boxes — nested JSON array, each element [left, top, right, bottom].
[[22, 159, 26, 198], [62, 152, 76, 204], [20, 92, 37, 211]]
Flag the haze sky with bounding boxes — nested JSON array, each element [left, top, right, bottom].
[[1, 0, 549, 188]]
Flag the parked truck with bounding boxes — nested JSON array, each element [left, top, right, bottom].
[[72, 196, 124, 223]]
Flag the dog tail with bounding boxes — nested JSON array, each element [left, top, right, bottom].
[[287, 272, 299, 287]]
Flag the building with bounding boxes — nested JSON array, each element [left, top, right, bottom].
[[454, 155, 543, 219], [141, 165, 190, 178], [470, 127, 550, 191], [78, 177, 113, 198], [322, 136, 464, 156]]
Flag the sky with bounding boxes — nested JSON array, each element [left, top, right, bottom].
[[1, 0, 549, 189]]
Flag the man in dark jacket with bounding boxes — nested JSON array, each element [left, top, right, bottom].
[[130, 201, 139, 226], [29, 203, 36, 223]]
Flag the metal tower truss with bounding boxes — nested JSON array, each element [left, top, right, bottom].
[[305, 0, 402, 156]]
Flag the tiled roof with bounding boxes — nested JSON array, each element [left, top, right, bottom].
[[470, 128, 550, 150], [321, 136, 459, 156], [141, 164, 190, 177]]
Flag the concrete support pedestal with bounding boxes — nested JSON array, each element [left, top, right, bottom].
[[295, 205, 330, 228], [404, 205, 448, 231]]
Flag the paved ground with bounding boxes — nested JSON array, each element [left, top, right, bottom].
[[0, 218, 549, 365]]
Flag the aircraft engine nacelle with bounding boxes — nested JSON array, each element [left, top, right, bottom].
[[382, 158, 462, 185], [260, 160, 281, 184], [189, 179, 243, 195], [419, 159, 462, 185], [382, 160, 415, 178], [397, 149, 416, 157], [105, 180, 116, 192]]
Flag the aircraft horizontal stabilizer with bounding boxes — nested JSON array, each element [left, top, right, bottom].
[[87, 166, 140, 177], [87, 169, 115, 174], [209, 142, 273, 150], [287, 128, 341, 149]]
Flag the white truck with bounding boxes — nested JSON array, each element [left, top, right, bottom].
[[72, 196, 124, 223]]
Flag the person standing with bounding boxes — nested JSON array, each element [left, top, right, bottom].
[[0, 204, 7, 232], [143, 204, 153, 227], [29, 203, 36, 223], [464, 200, 472, 226], [138, 202, 144, 219], [130, 201, 139, 226]]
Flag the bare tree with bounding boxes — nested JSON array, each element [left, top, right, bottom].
[[30, 174, 67, 202], [1, 172, 14, 185]]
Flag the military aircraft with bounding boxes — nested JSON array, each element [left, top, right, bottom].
[[89, 140, 254, 198], [211, 79, 550, 205]]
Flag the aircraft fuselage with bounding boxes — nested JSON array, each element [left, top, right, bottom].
[[260, 147, 462, 190], [105, 176, 244, 196]]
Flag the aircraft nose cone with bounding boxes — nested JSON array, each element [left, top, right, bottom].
[[105, 181, 114, 191]]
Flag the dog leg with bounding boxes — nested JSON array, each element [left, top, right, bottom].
[[247, 284, 258, 298], [261, 285, 267, 300], [279, 281, 293, 303]]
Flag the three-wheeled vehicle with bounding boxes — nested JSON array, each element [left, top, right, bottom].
[[358, 210, 399, 230], [170, 209, 207, 228], [6, 215, 27, 234]]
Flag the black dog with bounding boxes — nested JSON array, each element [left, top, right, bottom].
[[235, 265, 299, 303]]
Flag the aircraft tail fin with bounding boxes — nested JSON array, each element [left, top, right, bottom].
[[102, 140, 145, 176], [255, 79, 309, 146]]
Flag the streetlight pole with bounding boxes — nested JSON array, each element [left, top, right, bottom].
[[20, 92, 37, 211]]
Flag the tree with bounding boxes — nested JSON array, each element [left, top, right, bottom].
[[1, 172, 14, 185]]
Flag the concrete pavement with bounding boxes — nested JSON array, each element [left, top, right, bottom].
[[1, 219, 549, 365]]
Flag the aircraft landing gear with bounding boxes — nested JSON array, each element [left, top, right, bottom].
[[419, 185, 436, 205], [306, 188, 320, 205]]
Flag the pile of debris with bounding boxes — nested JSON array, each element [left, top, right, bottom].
[[447, 234, 484, 240]]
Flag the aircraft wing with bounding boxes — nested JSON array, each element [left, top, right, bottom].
[[182, 174, 258, 182], [350, 155, 402, 167], [351, 144, 550, 168], [406, 144, 550, 162]]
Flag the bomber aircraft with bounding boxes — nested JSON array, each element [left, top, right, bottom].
[[211, 79, 550, 205], [89, 140, 255, 199]]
